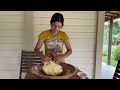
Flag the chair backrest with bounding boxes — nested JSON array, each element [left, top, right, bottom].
[[113, 61, 120, 79], [19, 50, 41, 79]]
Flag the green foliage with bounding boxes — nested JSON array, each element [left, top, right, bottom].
[[113, 45, 120, 61], [102, 19, 120, 67], [112, 21, 120, 34], [111, 46, 117, 53], [103, 26, 109, 45], [102, 49, 108, 56], [112, 33, 120, 44], [104, 19, 120, 45], [102, 55, 117, 67]]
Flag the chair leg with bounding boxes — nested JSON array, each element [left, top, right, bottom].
[[19, 72, 22, 79], [113, 61, 120, 79]]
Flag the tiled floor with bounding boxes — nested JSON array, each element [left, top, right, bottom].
[[101, 62, 116, 79]]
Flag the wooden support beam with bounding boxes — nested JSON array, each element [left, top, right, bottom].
[[105, 15, 120, 21], [107, 17, 113, 65], [24, 11, 34, 51], [105, 11, 120, 21]]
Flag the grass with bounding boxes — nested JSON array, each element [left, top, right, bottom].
[[102, 45, 118, 67], [102, 55, 118, 67]]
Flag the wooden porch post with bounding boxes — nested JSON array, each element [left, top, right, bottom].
[[24, 11, 34, 51], [107, 17, 113, 65], [95, 11, 105, 79]]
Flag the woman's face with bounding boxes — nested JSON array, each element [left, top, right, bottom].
[[51, 21, 62, 33]]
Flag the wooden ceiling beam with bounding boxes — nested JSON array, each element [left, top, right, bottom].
[[105, 11, 120, 22], [105, 15, 120, 21]]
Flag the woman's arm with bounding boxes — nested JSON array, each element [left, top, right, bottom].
[[34, 38, 44, 58], [34, 38, 52, 63], [53, 40, 72, 63], [62, 40, 72, 58]]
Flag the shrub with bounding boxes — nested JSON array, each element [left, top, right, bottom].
[[102, 49, 108, 56], [113, 45, 120, 61]]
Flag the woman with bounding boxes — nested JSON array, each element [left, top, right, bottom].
[[34, 13, 72, 64]]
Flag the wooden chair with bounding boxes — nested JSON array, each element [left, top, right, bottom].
[[19, 50, 41, 79], [113, 61, 120, 79]]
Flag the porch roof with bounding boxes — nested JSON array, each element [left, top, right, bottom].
[[105, 11, 120, 21]]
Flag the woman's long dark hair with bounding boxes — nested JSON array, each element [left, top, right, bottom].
[[50, 13, 64, 27]]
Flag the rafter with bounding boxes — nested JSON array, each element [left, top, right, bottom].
[[105, 11, 120, 21]]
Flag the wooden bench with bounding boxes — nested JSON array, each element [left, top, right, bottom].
[[19, 50, 41, 79], [113, 61, 120, 79]]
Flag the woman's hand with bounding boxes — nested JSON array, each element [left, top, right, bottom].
[[40, 51, 51, 63], [50, 51, 64, 64], [53, 54, 64, 64]]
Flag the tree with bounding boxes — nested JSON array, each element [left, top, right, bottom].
[[112, 20, 120, 45], [103, 19, 120, 46]]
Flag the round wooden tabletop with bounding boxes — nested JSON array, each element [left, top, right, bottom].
[[24, 63, 89, 79]]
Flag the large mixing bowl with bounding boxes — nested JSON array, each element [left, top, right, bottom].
[[31, 63, 80, 79]]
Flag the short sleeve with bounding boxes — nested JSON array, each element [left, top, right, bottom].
[[38, 31, 46, 41], [62, 32, 69, 42]]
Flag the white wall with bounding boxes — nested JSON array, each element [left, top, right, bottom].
[[33, 11, 97, 79], [0, 11, 25, 79]]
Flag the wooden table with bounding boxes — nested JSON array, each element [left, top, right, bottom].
[[24, 64, 89, 79]]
